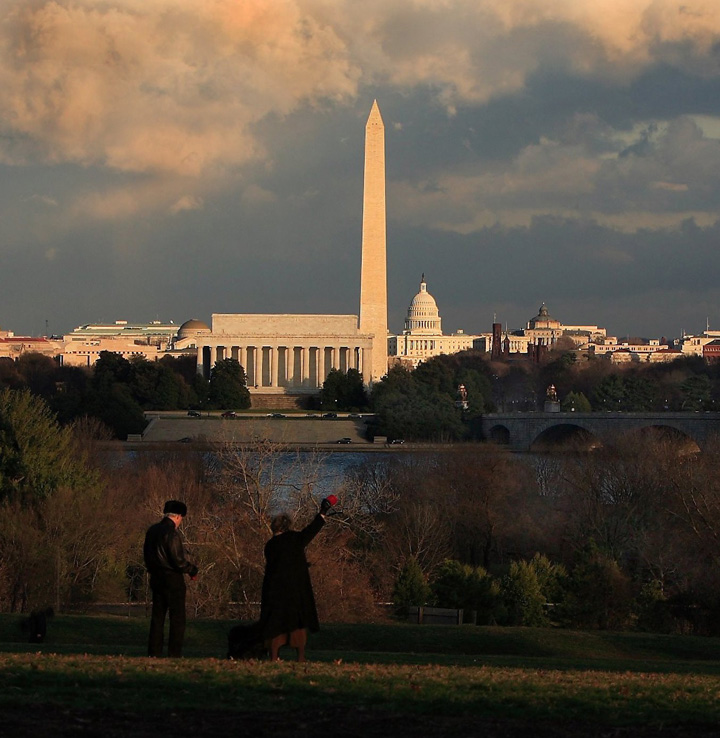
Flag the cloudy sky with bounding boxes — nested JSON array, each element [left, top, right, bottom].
[[1, 0, 720, 340]]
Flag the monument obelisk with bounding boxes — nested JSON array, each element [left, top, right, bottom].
[[359, 100, 388, 383]]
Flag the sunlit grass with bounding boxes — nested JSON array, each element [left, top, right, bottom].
[[1, 653, 719, 727]]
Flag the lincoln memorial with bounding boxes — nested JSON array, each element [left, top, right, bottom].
[[197, 313, 375, 392]]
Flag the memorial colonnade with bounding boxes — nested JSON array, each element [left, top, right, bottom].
[[197, 338, 373, 390]]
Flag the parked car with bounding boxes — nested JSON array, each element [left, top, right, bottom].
[[322, 412, 338, 418], [221, 410, 237, 418], [267, 413, 285, 418], [187, 410, 201, 418], [178, 437, 193, 443], [390, 439, 405, 445], [336, 437, 352, 444]]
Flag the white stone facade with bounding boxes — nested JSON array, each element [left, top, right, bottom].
[[487, 304, 607, 355], [389, 277, 480, 368], [359, 100, 389, 382], [61, 337, 162, 366], [588, 337, 676, 363], [0, 336, 63, 360], [197, 314, 373, 391]]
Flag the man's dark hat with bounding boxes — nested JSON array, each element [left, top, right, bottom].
[[163, 500, 188, 516]]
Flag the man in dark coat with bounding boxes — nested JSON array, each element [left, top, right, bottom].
[[143, 500, 198, 657], [259, 496, 336, 661]]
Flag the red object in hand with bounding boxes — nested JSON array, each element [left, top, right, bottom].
[[326, 495, 338, 506]]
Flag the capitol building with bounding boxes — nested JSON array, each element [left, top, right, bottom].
[[388, 276, 481, 368]]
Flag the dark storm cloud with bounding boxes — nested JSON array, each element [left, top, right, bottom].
[[1, 0, 720, 340], [389, 217, 720, 339]]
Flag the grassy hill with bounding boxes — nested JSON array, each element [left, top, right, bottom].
[[2, 615, 720, 736]]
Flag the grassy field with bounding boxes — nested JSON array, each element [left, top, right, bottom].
[[1, 614, 720, 736]]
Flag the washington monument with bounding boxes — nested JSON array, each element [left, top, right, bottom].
[[194, 102, 388, 391], [359, 100, 388, 383]]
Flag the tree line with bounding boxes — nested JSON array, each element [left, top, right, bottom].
[[0, 352, 250, 439], [2, 387, 720, 635], [2, 346, 718, 442], [367, 350, 720, 442]]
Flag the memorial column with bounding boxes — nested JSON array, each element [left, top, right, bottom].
[[318, 346, 327, 387], [239, 346, 247, 374], [271, 346, 280, 387], [301, 346, 309, 386]]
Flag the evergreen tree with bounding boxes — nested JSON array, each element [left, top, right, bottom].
[[320, 368, 368, 410], [559, 541, 632, 629], [392, 557, 430, 618], [681, 375, 711, 410], [500, 559, 549, 627], [208, 358, 251, 409], [591, 374, 627, 411], [430, 559, 499, 624], [561, 390, 591, 412]]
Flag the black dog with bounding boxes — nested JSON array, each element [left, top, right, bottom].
[[23, 607, 54, 644], [227, 622, 264, 660]]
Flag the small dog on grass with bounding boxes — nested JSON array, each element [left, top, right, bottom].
[[227, 622, 265, 660], [21, 607, 54, 644]]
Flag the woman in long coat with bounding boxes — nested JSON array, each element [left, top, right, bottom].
[[259, 501, 332, 661]]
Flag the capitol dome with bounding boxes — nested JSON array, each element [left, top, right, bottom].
[[404, 275, 442, 335]]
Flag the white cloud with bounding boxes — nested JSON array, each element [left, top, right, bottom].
[[0, 0, 718, 181], [0, 0, 360, 176], [391, 114, 720, 232]]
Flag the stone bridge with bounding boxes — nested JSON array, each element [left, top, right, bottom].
[[479, 412, 720, 452]]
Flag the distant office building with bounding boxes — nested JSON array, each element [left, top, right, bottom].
[[60, 319, 185, 367], [703, 340, 720, 363], [589, 337, 680, 363], [61, 338, 163, 367], [522, 303, 606, 348], [66, 320, 179, 348], [0, 336, 63, 360], [484, 303, 606, 357], [388, 276, 480, 368], [677, 330, 720, 356]]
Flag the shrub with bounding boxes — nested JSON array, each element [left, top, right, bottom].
[[392, 557, 430, 619], [634, 580, 675, 634], [430, 559, 499, 625], [500, 559, 548, 627], [559, 543, 633, 629]]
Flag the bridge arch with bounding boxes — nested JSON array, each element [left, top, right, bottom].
[[618, 424, 700, 453], [479, 412, 720, 453], [529, 423, 601, 452], [487, 424, 511, 445]]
